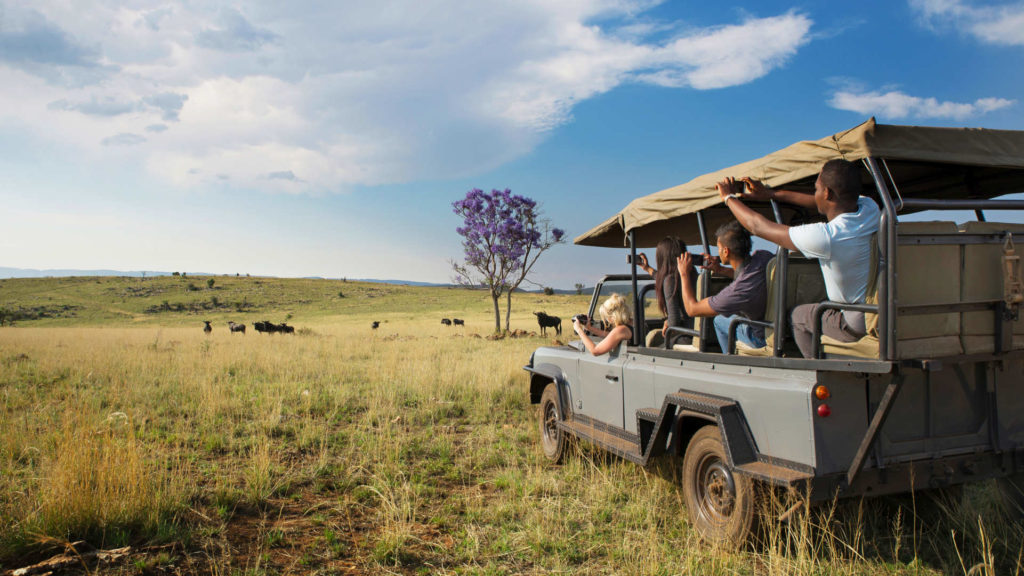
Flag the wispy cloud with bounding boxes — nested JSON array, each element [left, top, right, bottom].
[[101, 133, 147, 146], [829, 88, 1015, 120], [196, 8, 278, 52], [910, 0, 1024, 46], [0, 2, 815, 193]]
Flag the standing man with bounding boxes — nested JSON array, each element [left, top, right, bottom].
[[719, 159, 880, 358], [677, 221, 773, 353]]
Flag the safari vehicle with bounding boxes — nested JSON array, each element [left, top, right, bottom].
[[525, 119, 1024, 545]]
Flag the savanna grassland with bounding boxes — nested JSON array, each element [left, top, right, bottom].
[[1, 275, 1022, 575]]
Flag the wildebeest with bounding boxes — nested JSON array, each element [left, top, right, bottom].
[[453, 318, 465, 326], [372, 321, 380, 329], [254, 320, 294, 334], [203, 320, 212, 334], [227, 321, 246, 334], [441, 318, 452, 326], [533, 311, 561, 336]]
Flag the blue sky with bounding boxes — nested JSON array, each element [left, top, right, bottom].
[[1, 0, 1022, 288]]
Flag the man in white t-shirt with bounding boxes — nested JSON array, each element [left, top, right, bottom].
[[717, 159, 880, 358]]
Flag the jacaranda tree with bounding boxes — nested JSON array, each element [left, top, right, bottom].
[[452, 188, 565, 333]]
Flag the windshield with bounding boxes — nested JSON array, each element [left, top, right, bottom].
[[590, 278, 657, 328]]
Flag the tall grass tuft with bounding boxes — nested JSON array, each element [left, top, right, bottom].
[[25, 410, 190, 552]]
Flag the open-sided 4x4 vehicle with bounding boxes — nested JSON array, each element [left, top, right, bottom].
[[526, 118, 1024, 545]]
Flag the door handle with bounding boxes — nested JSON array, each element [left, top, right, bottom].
[[606, 375, 619, 382]]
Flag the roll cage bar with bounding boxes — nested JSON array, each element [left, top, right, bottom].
[[626, 156, 1024, 361]]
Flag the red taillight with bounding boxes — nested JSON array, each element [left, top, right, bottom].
[[817, 404, 832, 418], [814, 385, 830, 400]]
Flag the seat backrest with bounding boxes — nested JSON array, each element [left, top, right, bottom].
[[959, 221, 1024, 353]]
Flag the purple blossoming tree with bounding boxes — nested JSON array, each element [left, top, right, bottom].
[[452, 188, 565, 333]]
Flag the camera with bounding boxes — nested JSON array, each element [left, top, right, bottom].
[[688, 253, 705, 267], [573, 313, 589, 325]]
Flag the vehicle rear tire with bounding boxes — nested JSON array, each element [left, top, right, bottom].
[[682, 425, 755, 547], [539, 382, 567, 463]]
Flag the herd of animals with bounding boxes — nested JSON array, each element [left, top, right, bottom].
[[204, 312, 563, 335], [203, 320, 294, 334]]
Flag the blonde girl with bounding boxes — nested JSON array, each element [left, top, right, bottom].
[[572, 292, 634, 356]]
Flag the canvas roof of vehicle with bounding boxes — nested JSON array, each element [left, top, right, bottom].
[[576, 118, 1024, 248]]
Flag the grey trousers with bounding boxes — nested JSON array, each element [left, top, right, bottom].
[[791, 304, 864, 358]]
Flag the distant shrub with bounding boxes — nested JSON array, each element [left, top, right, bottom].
[[575, 283, 585, 295], [543, 287, 555, 296], [172, 271, 180, 277], [338, 291, 345, 298], [210, 296, 220, 308], [207, 278, 216, 289], [186, 283, 199, 292]]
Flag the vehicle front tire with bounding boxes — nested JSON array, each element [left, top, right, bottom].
[[682, 425, 755, 547], [539, 382, 567, 463]]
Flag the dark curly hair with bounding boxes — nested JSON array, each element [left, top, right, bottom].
[[715, 221, 752, 260]]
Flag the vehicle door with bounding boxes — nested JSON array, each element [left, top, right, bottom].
[[577, 342, 626, 428], [574, 278, 654, 430]]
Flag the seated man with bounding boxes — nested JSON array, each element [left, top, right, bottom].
[[678, 221, 773, 353], [720, 159, 880, 358]]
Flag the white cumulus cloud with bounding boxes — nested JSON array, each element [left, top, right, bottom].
[[0, 1, 814, 193], [910, 0, 1024, 46], [829, 88, 1015, 120]]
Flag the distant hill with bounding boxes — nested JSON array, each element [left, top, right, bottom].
[[0, 275, 590, 327], [0, 267, 584, 293], [0, 267, 180, 279]]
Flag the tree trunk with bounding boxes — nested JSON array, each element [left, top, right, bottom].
[[491, 291, 502, 333], [504, 290, 512, 332]]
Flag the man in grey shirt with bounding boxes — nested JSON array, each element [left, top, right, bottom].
[[678, 221, 772, 353]]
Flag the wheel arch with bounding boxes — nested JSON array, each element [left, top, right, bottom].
[[674, 411, 719, 457], [527, 363, 568, 405]]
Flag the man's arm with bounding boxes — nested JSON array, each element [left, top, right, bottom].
[[742, 178, 817, 211], [719, 178, 798, 252], [678, 253, 716, 317]]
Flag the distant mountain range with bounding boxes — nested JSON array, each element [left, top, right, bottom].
[[0, 267, 584, 293]]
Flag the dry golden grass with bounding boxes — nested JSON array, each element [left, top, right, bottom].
[[1, 306, 1022, 574]]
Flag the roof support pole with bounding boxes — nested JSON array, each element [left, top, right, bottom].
[[629, 229, 641, 347], [865, 157, 898, 361], [696, 211, 710, 352], [770, 199, 787, 357]]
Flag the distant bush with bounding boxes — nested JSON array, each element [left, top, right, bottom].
[[338, 291, 346, 298], [186, 283, 199, 292], [172, 271, 181, 277], [207, 278, 216, 289], [543, 287, 555, 296], [575, 283, 585, 295]]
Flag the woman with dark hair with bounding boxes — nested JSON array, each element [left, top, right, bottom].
[[637, 236, 691, 347]]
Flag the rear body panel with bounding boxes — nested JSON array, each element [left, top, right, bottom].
[[531, 342, 1024, 500]]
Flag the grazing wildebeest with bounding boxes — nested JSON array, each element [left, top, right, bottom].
[[372, 321, 380, 330], [453, 318, 465, 326], [441, 318, 452, 326], [203, 321, 212, 334], [278, 323, 295, 334], [533, 311, 561, 336], [254, 321, 271, 334], [227, 321, 246, 334]]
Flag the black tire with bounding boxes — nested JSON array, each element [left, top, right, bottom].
[[539, 382, 567, 463], [682, 425, 756, 547], [998, 472, 1024, 519]]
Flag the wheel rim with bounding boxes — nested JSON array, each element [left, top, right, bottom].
[[542, 400, 559, 449], [695, 453, 737, 525]]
